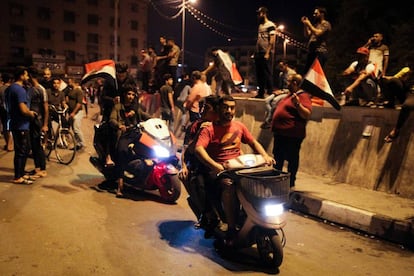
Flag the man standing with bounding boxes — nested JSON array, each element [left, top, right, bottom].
[[184, 70, 211, 123], [159, 73, 175, 132], [67, 78, 85, 150], [166, 38, 181, 87], [40, 67, 53, 90], [5, 66, 37, 184], [27, 66, 49, 178], [0, 72, 14, 151], [363, 33, 389, 77], [271, 74, 312, 188], [301, 6, 331, 73], [139, 49, 153, 92], [254, 6, 276, 99]]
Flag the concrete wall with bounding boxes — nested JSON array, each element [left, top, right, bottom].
[[234, 97, 414, 200]]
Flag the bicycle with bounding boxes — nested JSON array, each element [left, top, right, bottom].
[[43, 105, 76, 165]]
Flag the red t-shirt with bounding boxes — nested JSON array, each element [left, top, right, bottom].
[[271, 91, 312, 138], [196, 120, 254, 164]]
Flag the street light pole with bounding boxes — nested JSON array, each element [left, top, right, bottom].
[[114, 0, 119, 62], [181, 0, 196, 73], [181, 0, 185, 70]]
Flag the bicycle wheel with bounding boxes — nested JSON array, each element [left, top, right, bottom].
[[54, 128, 76, 165], [43, 131, 54, 159]]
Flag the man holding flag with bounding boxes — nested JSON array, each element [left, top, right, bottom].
[[301, 58, 341, 111], [202, 48, 242, 95], [81, 60, 136, 168], [271, 73, 312, 188]]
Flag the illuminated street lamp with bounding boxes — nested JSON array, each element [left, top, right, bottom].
[[181, 0, 196, 71]]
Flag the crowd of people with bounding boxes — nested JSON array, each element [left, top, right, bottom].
[[0, 5, 412, 245], [0, 66, 88, 184]]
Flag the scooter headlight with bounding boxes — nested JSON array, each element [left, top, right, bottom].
[[264, 203, 284, 217], [153, 145, 170, 158]]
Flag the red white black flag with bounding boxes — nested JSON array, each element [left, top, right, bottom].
[[216, 50, 243, 85], [81, 59, 117, 88], [301, 58, 340, 110]]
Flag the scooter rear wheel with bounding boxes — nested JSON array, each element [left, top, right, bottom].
[[256, 230, 283, 268]]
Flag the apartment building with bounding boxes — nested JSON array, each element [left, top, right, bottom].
[[0, 0, 148, 77]]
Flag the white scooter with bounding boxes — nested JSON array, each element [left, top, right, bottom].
[[188, 154, 290, 268]]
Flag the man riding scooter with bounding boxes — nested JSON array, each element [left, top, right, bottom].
[[195, 95, 274, 244], [108, 86, 152, 198]]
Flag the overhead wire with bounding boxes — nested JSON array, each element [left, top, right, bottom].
[[148, 0, 307, 49]]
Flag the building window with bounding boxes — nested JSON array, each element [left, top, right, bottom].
[[130, 55, 138, 66], [130, 3, 139, 12], [10, 25, 25, 42], [87, 52, 99, 61], [87, 33, 99, 44], [11, 47, 25, 58], [38, 48, 54, 57], [9, 3, 24, 16], [109, 17, 120, 28], [87, 0, 99, 5], [64, 10, 76, 23], [64, 30, 76, 42], [109, 0, 116, 9], [87, 45, 99, 52], [64, 50, 76, 62], [130, 38, 138, 48], [131, 20, 138, 30], [88, 14, 99, 25], [38, 28, 51, 40], [38, 7, 51, 20]]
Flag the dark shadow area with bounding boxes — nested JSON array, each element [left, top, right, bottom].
[[41, 184, 79, 193], [158, 220, 280, 274], [375, 127, 412, 193], [0, 167, 15, 183], [89, 178, 177, 205], [327, 113, 363, 170]]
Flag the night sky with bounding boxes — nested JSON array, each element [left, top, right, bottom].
[[148, 0, 321, 69]]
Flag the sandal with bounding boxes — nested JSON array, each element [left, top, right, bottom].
[[116, 190, 124, 198], [384, 129, 399, 143], [33, 171, 47, 178], [23, 175, 37, 181], [13, 178, 34, 185]]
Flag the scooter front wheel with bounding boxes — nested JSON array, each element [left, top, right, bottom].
[[256, 229, 283, 268], [159, 174, 182, 203]]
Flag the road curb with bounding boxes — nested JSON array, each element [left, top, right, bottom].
[[288, 191, 414, 249]]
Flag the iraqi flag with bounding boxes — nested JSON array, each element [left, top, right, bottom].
[[81, 59, 117, 89], [301, 58, 341, 110], [216, 50, 243, 85]]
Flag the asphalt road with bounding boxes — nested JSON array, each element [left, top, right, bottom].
[[1, 104, 413, 275]]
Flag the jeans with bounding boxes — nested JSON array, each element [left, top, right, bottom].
[[273, 134, 304, 187], [254, 53, 273, 97], [12, 130, 30, 179], [71, 110, 85, 147]]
